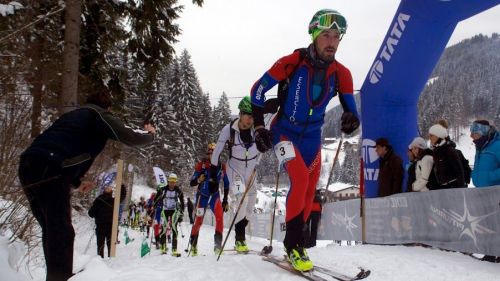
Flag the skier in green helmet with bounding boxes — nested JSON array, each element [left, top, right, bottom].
[[250, 8, 359, 271], [208, 96, 260, 253]]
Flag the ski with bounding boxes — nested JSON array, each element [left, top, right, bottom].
[[223, 249, 259, 255], [262, 255, 370, 281], [262, 255, 328, 281], [313, 265, 371, 281]]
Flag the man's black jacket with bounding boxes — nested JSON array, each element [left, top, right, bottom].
[[22, 104, 153, 187]]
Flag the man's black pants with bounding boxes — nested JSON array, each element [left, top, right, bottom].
[[96, 224, 112, 258], [19, 155, 75, 281]]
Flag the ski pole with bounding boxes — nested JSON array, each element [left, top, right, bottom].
[[324, 135, 344, 195], [260, 166, 280, 255], [216, 164, 260, 261]]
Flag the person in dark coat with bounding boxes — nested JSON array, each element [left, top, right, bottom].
[[406, 145, 417, 192], [18, 91, 155, 281], [186, 197, 194, 224], [428, 123, 465, 189], [375, 138, 404, 197], [88, 184, 126, 258]]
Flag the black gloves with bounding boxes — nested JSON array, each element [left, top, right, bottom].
[[341, 112, 360, 135], [255, 128, 273, 153], [222, 196, 229, 212]]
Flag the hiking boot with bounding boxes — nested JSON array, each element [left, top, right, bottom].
[[234, 240, 249, 253], [171, 249, 181, 257], [287, 247, 313, 272]]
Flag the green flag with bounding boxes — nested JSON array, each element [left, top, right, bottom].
[[124, 230, 131, 245], [140, 238, 150, 257]]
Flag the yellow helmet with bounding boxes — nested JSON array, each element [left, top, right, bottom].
[[207, 142, 216, 151], [167, 173, 178, 182]]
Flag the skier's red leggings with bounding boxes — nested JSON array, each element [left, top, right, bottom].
[[285, 147, 321, 223], [190, 193, 224, 237]]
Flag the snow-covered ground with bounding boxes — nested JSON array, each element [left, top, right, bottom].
[[1, 126, 490, 280], [2, 215, 499, 281]]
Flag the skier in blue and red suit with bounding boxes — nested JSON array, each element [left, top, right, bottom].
[[251, 9, 360, 271], [188, 143, 230, 256]]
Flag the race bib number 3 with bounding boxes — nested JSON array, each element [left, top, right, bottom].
[[274, 141, 296, 172]]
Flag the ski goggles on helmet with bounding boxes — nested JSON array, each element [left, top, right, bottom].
[[309, 12, 347, 35]]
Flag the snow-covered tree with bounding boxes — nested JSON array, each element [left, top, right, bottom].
[[213, 92, 232, 133], [338, 142, 360, 185]]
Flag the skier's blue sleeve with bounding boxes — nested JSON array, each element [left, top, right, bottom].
[[340, 93, 359, 118], [190, 170, 201, 187], [223, 172, 230, 191], [250, 72, 279, 108]]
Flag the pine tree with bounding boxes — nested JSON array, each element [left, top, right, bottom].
[[199, 92, 215, 153], [178, 49, 205, 158], [338, 142, 360, 185], [213, 92, 232, 133]]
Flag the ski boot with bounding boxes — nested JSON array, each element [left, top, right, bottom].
[[190, 245, 198, 257], [214, 232, 223, 255], [171, 249, 181, 257], [287, 247, 313, 272], [160, 244, 168, 255], [214, 245, 223, 256], [234, 240, 249, 254]]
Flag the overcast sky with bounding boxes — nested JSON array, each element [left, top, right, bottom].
[[173, 0, 499, 114]]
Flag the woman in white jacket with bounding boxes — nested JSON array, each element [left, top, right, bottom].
[[210, 96, 260, 253], [408, 137, 436, 192]]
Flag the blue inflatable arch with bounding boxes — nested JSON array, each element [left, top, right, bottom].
[[360, 0, 499, 198]]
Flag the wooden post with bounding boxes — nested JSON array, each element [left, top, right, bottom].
[[360, 158, 366, 244], [110, 159, 124, 257]]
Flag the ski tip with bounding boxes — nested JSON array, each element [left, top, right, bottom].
[[355, 268, 371, 280]]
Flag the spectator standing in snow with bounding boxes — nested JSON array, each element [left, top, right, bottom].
[[375, 138, 404, 197], [88, 184, 126, 258], [470, 120, 500, 188], [428, 121, 466, 189], [470, 120, 500, 263], [18, 91, 155, 281], [406, 144, 417, 192], [408, 137, 438, 192]]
